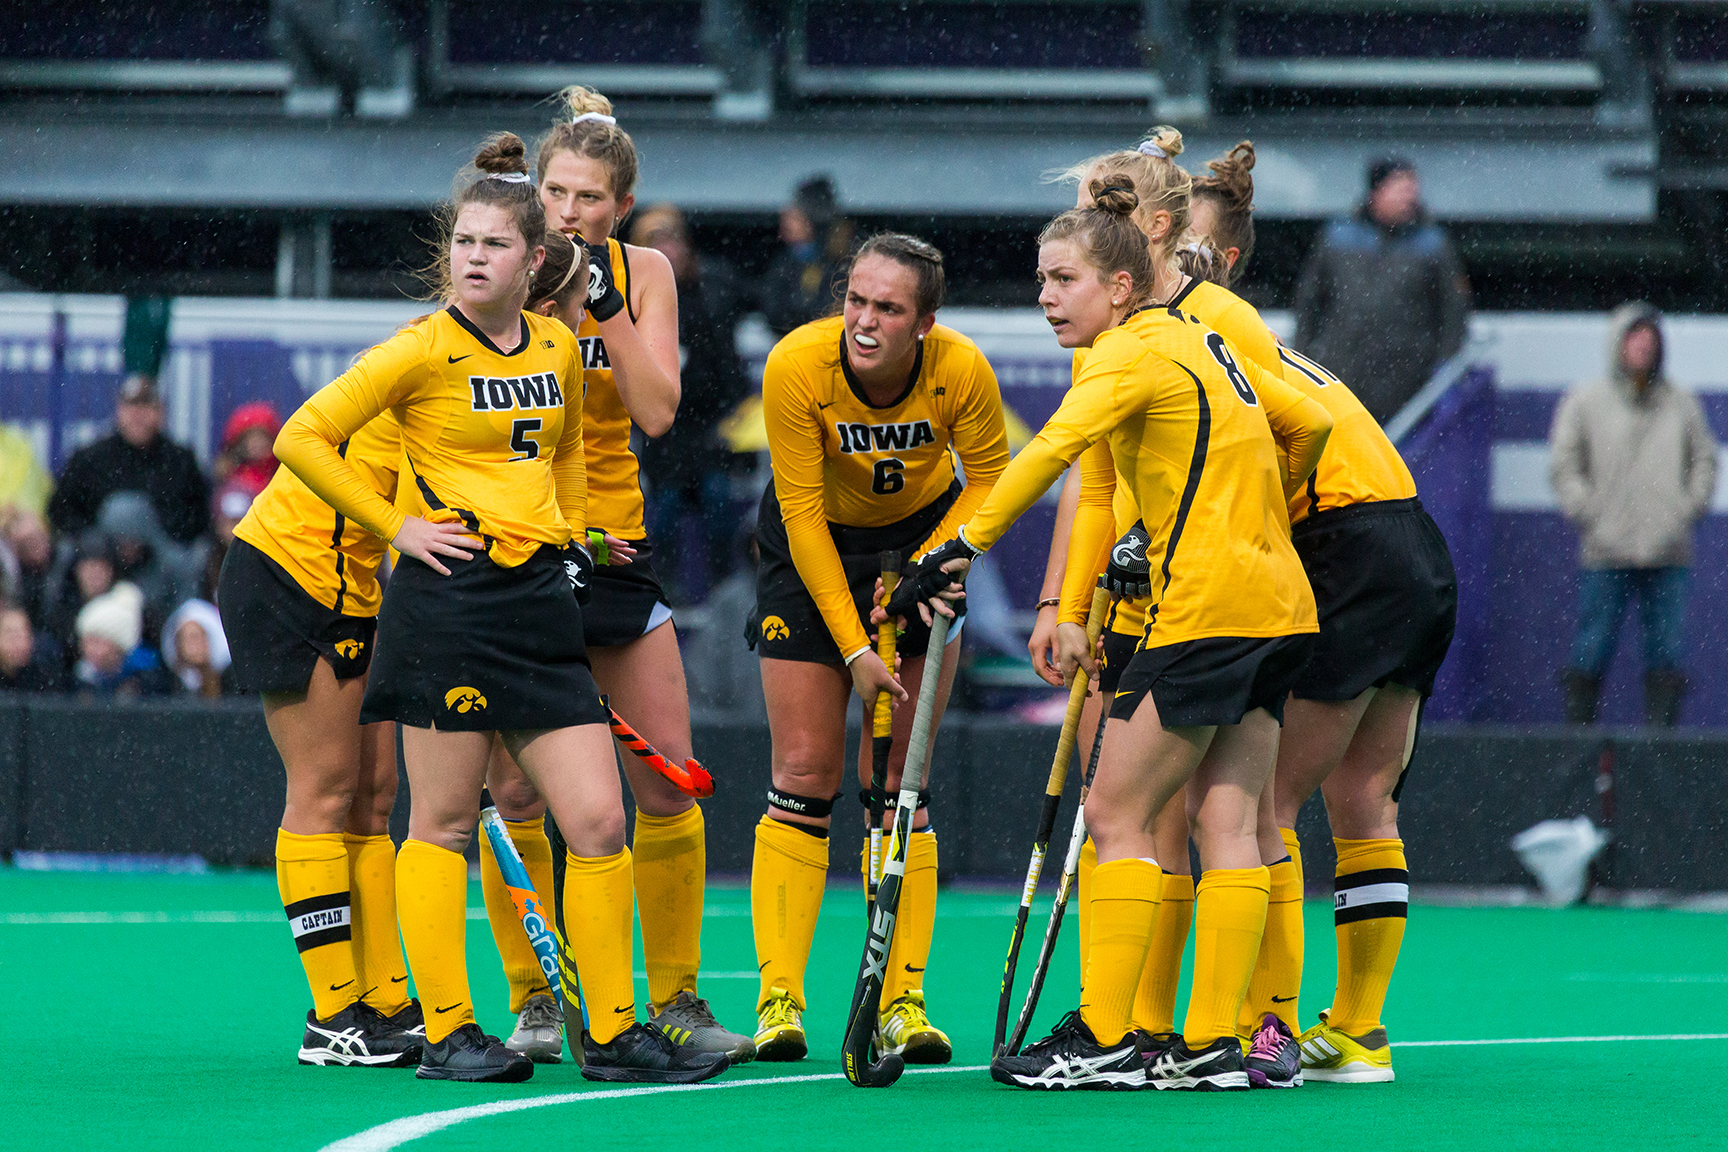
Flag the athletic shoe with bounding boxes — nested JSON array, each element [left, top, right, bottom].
[[1298, 1011, 1395, 1083], [650, 990, 756, 1063], [416, 1022, 533, 1083], [506, 994, 565, 1064], [1244, 1014, 1303, 1088], [298, 1002, 422, 1067], [989, 1009, 1145, 1090], [380, 999, 425, 1040], [1144, 1035, 1250, 1090], [878, 991, 952, 1065], [581, 1022, 731, 1084], [753, 992, 807, 1062]]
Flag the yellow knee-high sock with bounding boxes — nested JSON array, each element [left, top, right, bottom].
[[882, 830, 938, 1007], [562, 847, 638, 1044], [1182, 866, 1270, 1047], [1131, 870, 1193, 1034], [1078, 857, 1161, 1046], [395, 839, 473, 1043], [1329, 838, 1408, 1034], [277, 829, 360, 1021], [343, 833, 410, 1015], [1240, 856, 1303, 1036], [752, 816, 828, 1013], [1076, 836, 1097, 981], [632, 805, 706, 1009], [478, 817, 556, 1013]]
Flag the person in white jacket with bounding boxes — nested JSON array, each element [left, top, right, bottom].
[[1549, 303, 1718, 725]]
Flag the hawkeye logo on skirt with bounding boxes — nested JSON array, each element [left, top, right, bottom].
[[760, 616, 791, 642], [333, 639, 365, 659], [835, 420, 936, 454], [467, 374, 565, 412], [445, 686, 488, 714]]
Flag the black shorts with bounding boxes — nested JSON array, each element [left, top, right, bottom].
[[748, 480, 967, 664], [1290, 497, 1458, 701], [1096, 627, 1140, 696], [1109, 633, 1315, 727], [361, 543, 609, 732], [218, 539, 377, 694], [583, 539, 673, 649]]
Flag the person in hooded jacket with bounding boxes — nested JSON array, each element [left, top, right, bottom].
[[1549, 303, 1718, 726]]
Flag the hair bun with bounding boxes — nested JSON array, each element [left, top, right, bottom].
[[1089, 174, 1140, 218], [559, 84, 615, 120], [474, 132, 529, 175], [1144, 125, 1184, 158]]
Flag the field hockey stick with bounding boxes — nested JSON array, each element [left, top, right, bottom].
[[842, 607, 952, 1088], [605, 702, 714, 797], [867, 551, 901, 925], [993, 581, 1111, 1056], [479, 795, 589, 1056], [1002, 674, 1111, 1057]]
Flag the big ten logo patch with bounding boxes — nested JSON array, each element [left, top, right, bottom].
[[467, 373, 565, 412], [760, 615, 791, 642], [835, 420, 936, 455], [333, 639, 365, 660], [444, 686, 488, 713], [578, 336, 611, 371]]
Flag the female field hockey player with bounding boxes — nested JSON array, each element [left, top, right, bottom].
[[219, 356, 419, 1070], [890, 179, 1331, 1090], [748, 233, 1010, 1063], [274, 133, 728, 1087], [475, 85, 754, 1066]]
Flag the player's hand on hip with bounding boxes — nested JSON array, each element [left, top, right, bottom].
[[848, 649, 908, 707], [1028, 603, 1064, 687], [1053, 621, 1098, 689], [392, 516, 481, 576]]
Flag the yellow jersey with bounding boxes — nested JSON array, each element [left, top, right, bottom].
[[762, 315, 1011, 658], [275, 307, 587, 568], [577, 239, 647, 538], [235, 410, 402, 616], [968, 306, 1329, 649], [1276, 345, 1417, 523]]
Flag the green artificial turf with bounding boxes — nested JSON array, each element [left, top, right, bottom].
[[3, 867, 1725, 1151]]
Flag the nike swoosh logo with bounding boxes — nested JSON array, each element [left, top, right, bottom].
[[903, 964, 925, 973], [614, 1004, 635, 1014], [434, 1004, 463, 1014], [329, 980, 354, 991], [448, 354, 472, 363], [1271, 995, 1296, 1003], [817, 400, 833, 409], [390, 975, 409, 984], [759, 961, 771, 971]]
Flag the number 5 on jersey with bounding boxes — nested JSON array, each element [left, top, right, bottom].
[[510, 418, 542, 461]]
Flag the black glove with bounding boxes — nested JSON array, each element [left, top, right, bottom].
[[563, 541, 596, 605], [1104, 520, 1153, 599], [583, 241, 626, 322], [883, 535, 979, 619]]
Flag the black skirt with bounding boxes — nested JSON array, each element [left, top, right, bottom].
[[218, 539, 377, 694], [1108, 633, 1315, 728], [582, 539, 673, 649], [361, 543, 608, 732]]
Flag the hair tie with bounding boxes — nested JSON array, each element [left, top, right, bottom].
[[1138, 140, 1167, 159], [572, 112, 617, 127], [487, 171, 533, 184], [1182, 241, 1213, 265], [551, 234, 583, 296]]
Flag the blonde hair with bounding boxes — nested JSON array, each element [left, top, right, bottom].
[[1061, 125, 1191, 284], [535, 86, 639, 205]]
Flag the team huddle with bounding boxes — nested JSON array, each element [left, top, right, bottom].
[[225, 87, 1457, 1092]]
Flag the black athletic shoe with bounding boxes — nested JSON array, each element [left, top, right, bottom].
[[989, 1010, 1145, 1091], [1144, 1034, 1250, 1090], [416, 1022, 534, 1083], [380, 999, 426, 1040], [1245, 1014, 1303, 1088], [581, 1022, 731, 1084], [298, 1002, 422, 1068]]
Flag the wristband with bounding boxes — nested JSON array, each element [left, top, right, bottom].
[[586, 529, 611, 566], [1035, 597, 1061, 610], [842, 644, 871, 666]]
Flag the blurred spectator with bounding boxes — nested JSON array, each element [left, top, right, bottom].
[[0, 602, 65, 692], [95, 491, 195, 635], [48, 374, 210, 546], [3, 509, 54, 625], [162, 599, 231, 698], [0, 420, 52, 521], [682, 528, 766, 715], [1550, 303, 1718, 727], [629, 203, 752, 600], [44, 530, 118, 666], [1294, 158, 1471, 423], [213, 401, 281, 495], [74, 582, 171, 697], [195, 481, 256, 603], [761, 176, 855, 337]]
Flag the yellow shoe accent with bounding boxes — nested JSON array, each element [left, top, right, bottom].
[[754, 993, 807, 1062], [1297, 1011, 1395, 1083], [877, 992, 952, 1065]]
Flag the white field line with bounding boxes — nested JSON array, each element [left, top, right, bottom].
[[320, 1032, 1728, 1152], [320, 1065, 990, 1152], [1565, 973, 1728, 984]]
